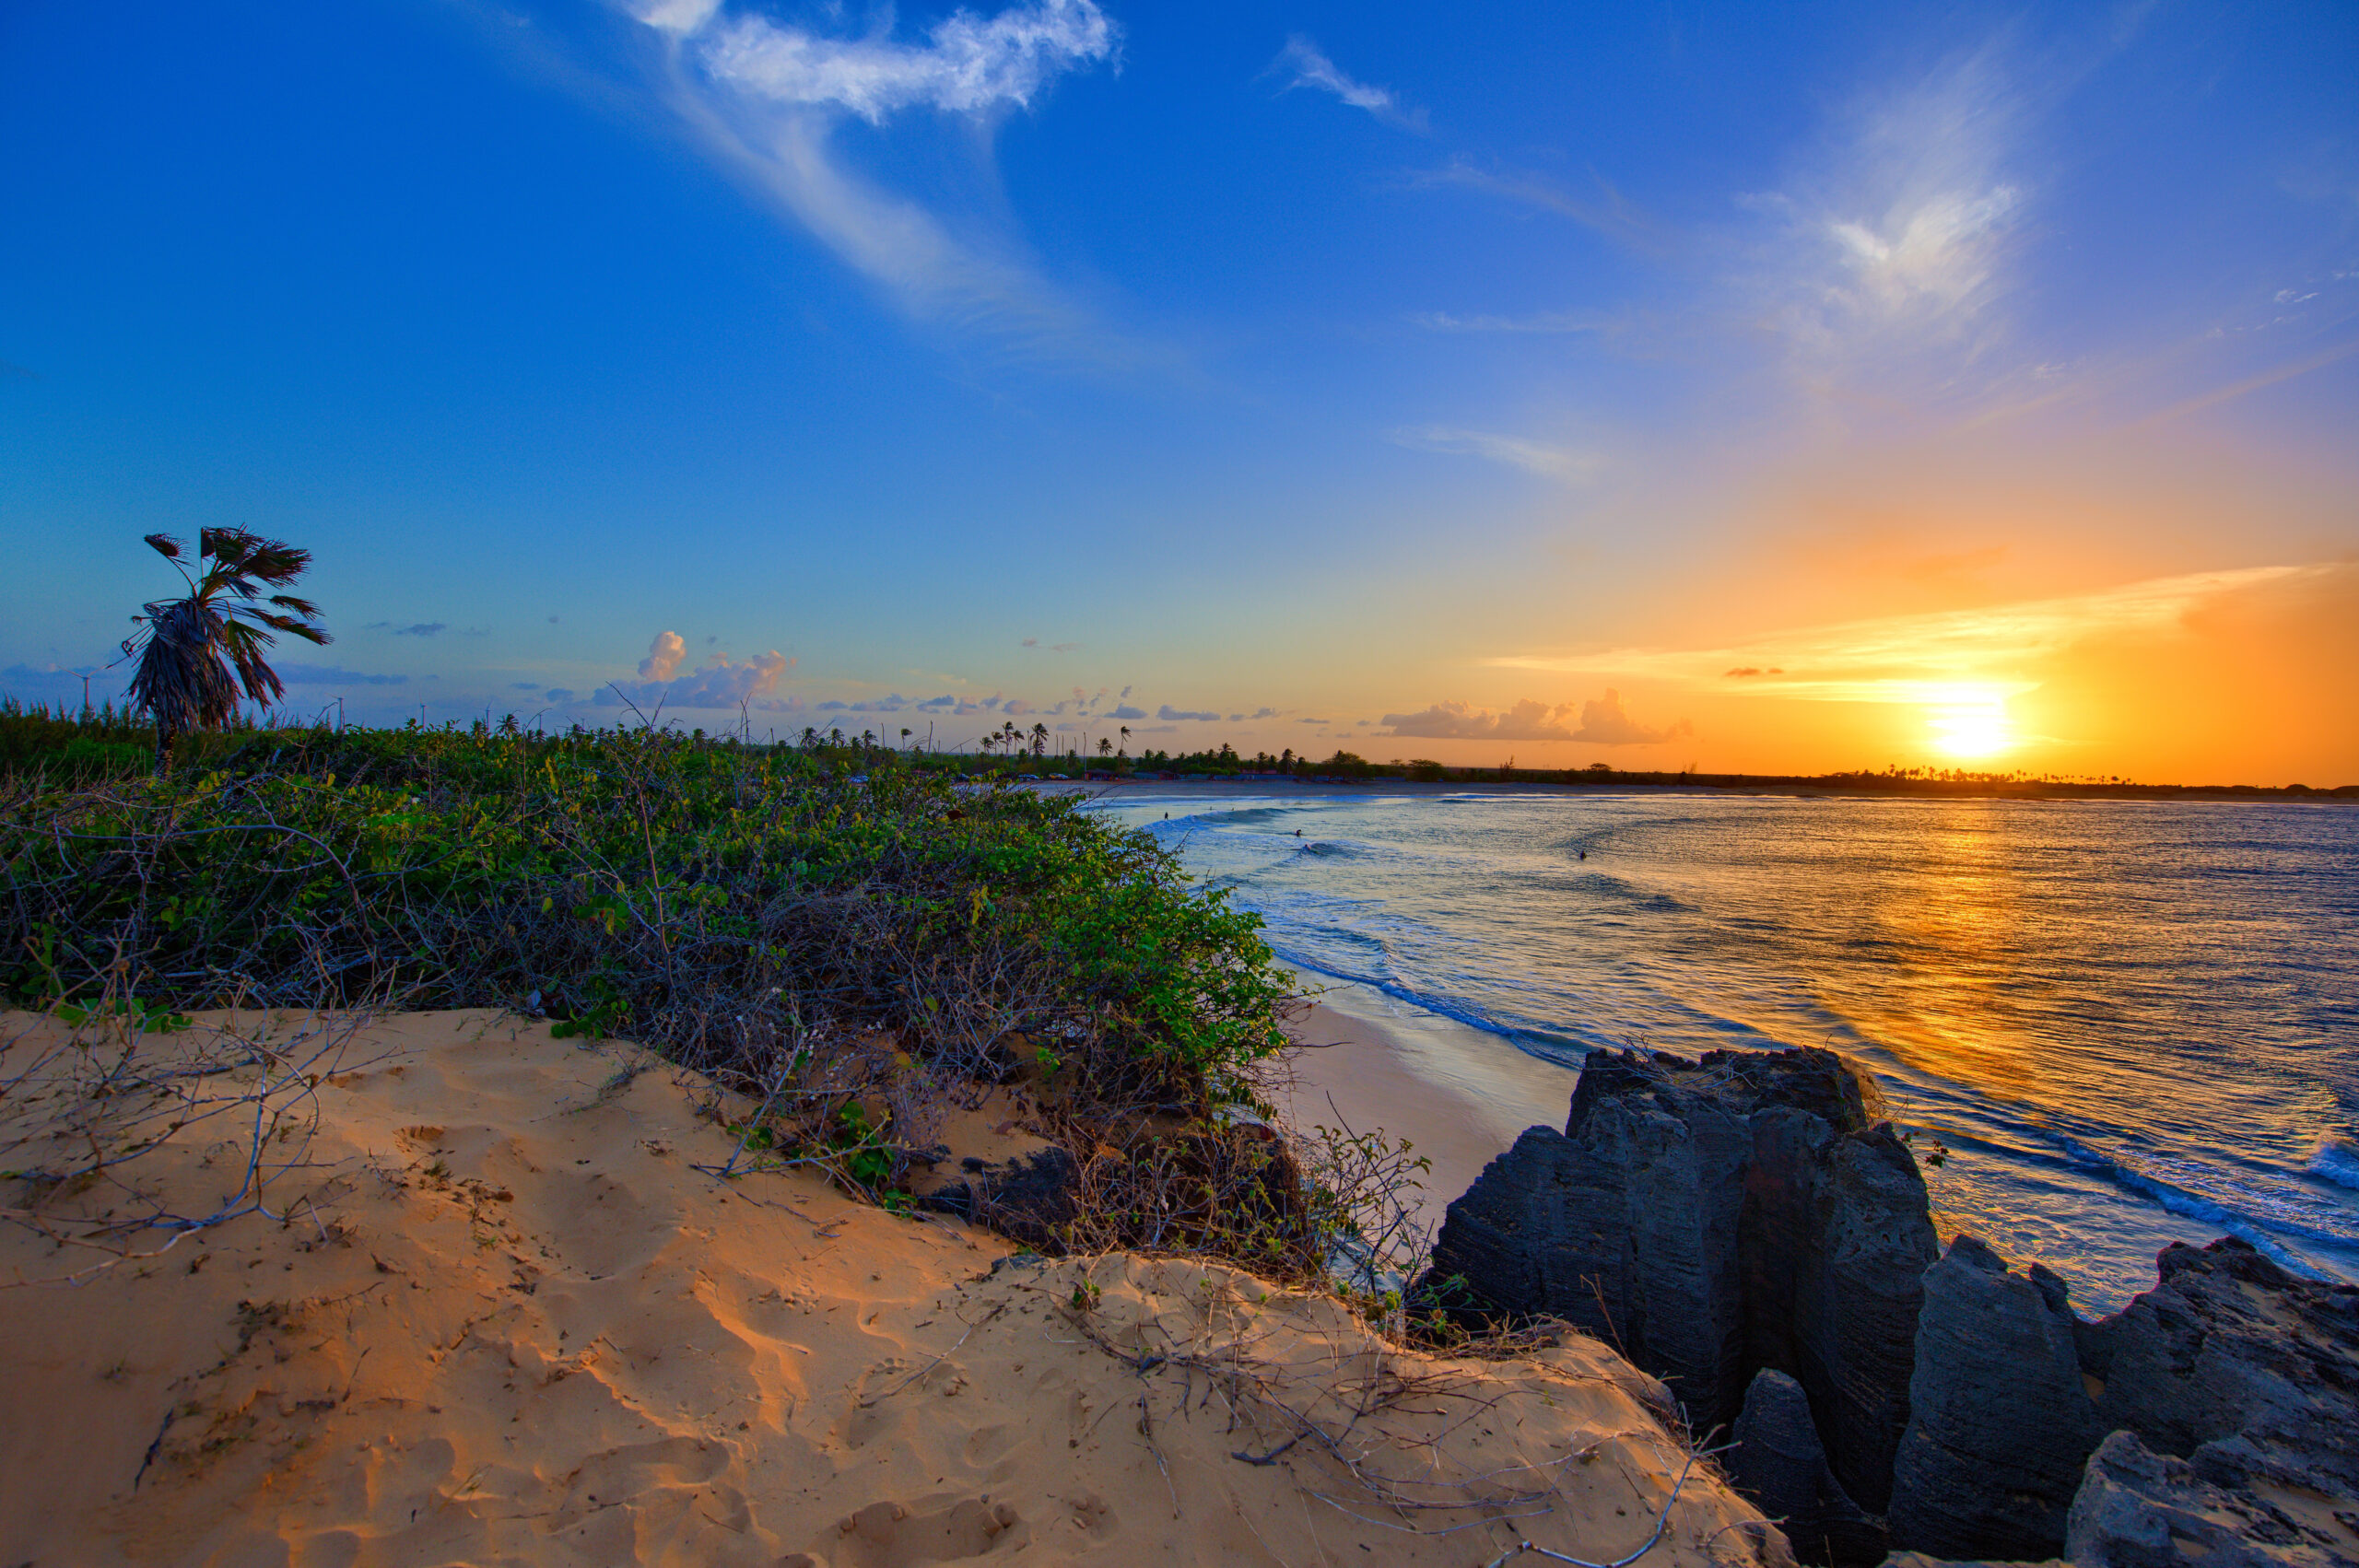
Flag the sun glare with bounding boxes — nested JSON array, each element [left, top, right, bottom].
[[1926, 691, 2015, 759]]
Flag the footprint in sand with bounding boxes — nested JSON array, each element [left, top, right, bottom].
[[804, 1495, 1027, 1566]]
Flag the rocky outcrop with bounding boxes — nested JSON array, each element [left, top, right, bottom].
[[2079, 1238, 2359, 1504], [1883, 1235, 2359, 1564], [2064, 1430, 2359, 1568], [1419, 1046, 2359, 1568], [1729, 1367, 1888, 1567], [1887, 1237, 2103, 1559], [1422, 1047, 1939, 1513]]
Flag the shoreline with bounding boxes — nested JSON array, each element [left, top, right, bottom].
[[1273, 983, 1580, 1227], [1036, 777, 2359, 806]]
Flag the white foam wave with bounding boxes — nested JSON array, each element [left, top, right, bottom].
[[2308, 1136, 2359, 1192]]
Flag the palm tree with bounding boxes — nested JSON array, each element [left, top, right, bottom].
[[1119, 724, 1131, 756], [1030, 721, 1049, 757], [1097, 737, 1113, 759], [123, 528, 329, 770]]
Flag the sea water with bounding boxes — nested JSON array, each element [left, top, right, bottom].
[[1088, 787, 2359, 1308]]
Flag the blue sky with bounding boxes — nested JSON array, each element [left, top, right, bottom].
[[4, 1, 2355, 778]]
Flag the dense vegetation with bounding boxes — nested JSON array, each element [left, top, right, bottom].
[[0, 704, 1337, 1270], [0, 705, 1291, 1097]]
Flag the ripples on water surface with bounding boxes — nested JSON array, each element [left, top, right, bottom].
[[1090, 788, 2359, 1307]]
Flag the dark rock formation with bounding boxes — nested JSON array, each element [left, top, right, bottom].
[[1884, 1235, 2359, 1566], [2065, 1430, 2359, 1568], [1422, 1047, 1939, 1513], [1729, 1367, 1889, 1568], [1887, 1237, 2103, 1559], [2079, 1238, 2359, 1504], [1422, 1046, 2359, 1568]]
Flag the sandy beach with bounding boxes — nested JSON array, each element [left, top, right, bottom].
[[1, 1007, 1778, 1568], [1274, 987, 1580, 1225]]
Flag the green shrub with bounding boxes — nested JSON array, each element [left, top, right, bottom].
[[0, 720, 1291, 1109]]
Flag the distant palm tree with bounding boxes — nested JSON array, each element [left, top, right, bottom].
[[1119, 724, 1131, 756], [123, 528, 329, 770], [1030, 721, 1049, 757], [1097, 737, 1113, 758]]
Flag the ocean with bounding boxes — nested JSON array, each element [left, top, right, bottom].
[[1087, 785, 2359, 1309]]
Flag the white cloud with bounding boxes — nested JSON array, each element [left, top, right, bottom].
[[1272, 37, 1425, 132], [1744, 44, 2030, 392], [695, 0, 1117, 123], [1391, 426, 1602, 485], [628, 0, 1122, 347], [1381, 691, 1692, 746], [1158, 704, 1219, 721], [639, 629, 687, 681], [607, 631, 793, 709]]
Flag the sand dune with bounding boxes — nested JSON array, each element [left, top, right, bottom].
[[1, 1008, 1783, 1567]]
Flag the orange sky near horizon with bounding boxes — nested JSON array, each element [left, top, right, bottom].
[[1322, 560, 2359, 786]]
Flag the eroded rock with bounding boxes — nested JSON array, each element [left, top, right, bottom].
[[1885, 1236, 2359, 1566], [2081, 1238, 2359, 1504], [1729, 1367, 1888, 1568], [2065, 1430, 2359, 1568], [1423, 1047, 1938, 1514], [1887, 1236, 2102, 1560]]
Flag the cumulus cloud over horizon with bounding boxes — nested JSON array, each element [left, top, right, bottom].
[[603, 628, 795, 709], [1157, 704, 1219, 721], [1381, 690, 1693, 745]]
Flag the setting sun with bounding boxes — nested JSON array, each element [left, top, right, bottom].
[[1926, 691, 2016, 758]]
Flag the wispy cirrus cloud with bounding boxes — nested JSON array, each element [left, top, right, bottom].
[[625, 0, 1123, 353], [1738, 43, 2032, 402], [1489, 564, 2330, 703], [1409, 309, 1613, 335], [277, 663, 410, 687], [1390, 425, 1602, 485], [1417, 161, 1663, 252], [1271, 37, 1426, 133]]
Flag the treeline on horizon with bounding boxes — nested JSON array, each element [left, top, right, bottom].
[[2, 697, 2350, 799]]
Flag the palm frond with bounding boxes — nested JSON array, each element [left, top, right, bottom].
[[123, 528, 329, 749]]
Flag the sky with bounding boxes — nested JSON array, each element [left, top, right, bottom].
[[3, 0, 2355, 782]]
